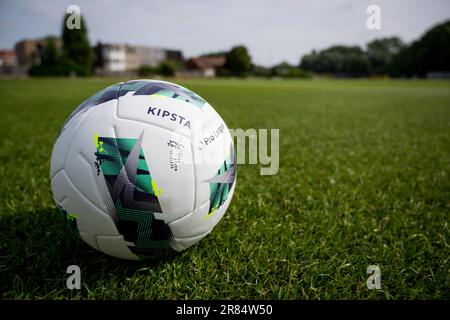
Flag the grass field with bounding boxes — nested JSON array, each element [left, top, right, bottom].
[[0, 78, 449, 299]]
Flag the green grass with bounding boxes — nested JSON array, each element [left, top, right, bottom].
[[0, 78, 449, 299]]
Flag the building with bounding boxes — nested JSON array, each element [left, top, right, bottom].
[[124, 45, 138, 70], [126, 46, 172, 70], [165, 49, 184, 65], [185, 56, 226, 77], [94, 43, 127, 72], [0, 50, 19, 75], [94, 42, 183, 74], [15, 37, 62, 66], [0, 50, 17, 67], [135, 46, 167, 68]]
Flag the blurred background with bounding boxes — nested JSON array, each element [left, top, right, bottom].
[[0, 0, 449, 79]]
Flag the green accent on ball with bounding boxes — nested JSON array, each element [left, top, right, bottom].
[[94, 133, 172, 259]]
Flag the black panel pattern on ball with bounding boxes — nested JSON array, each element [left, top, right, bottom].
[[62, 83, 123, 129], [94, 130, 172, 259], [131, 80, 206, 108]]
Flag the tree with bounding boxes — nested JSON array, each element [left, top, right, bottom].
[[138, 65, 159, 77], [299, 50, 318, 72], [271, 62, 293, 77], [159, 60, 179, 77], [366, 37, 404, 75], [271, 61, 310, 78], [389, 41, 419, 77], [300, 45, 371, 77], [28, 37, 63, 76], [40, 37, 60, 66], [201, 51, 228, 58], [252, 64, 271, 77], [225, 45, 252, 77], [419, 20, 450, 74], [390, 19, 450, 77], [61, 13, 93, 76]]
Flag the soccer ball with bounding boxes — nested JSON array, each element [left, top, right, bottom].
[[50, 80, 236, 260]]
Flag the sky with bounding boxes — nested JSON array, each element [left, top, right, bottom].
[[0, 0, 449, 66]]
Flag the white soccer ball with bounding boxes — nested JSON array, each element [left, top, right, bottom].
[[50, 80, 236, 260]]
